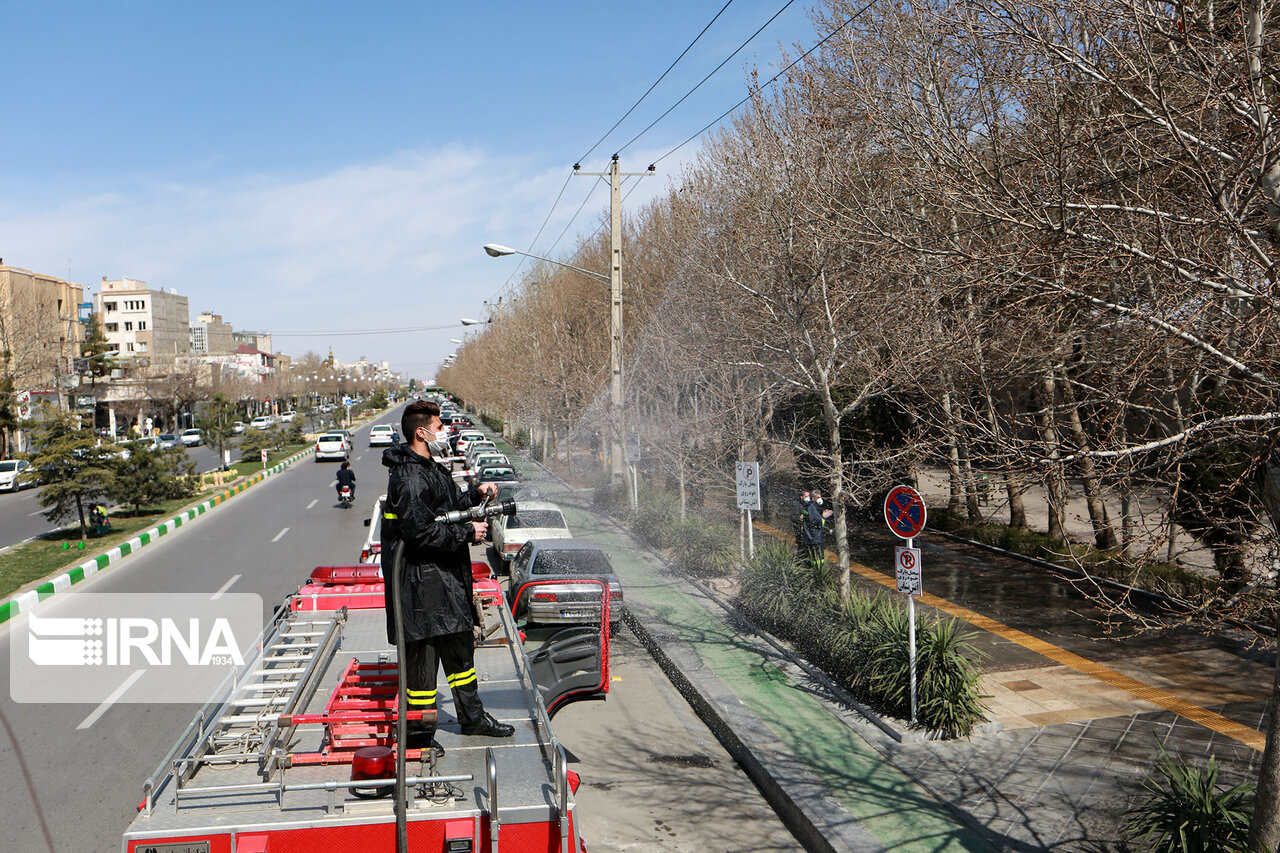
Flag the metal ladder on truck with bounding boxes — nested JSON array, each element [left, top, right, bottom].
[[138, 603, 347, 814]]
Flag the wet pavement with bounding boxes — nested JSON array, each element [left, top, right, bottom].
[[497, 443, 1273, 851]]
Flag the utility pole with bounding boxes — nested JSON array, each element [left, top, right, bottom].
[[608, 155, 624, 483], [574, 155, 652, 485]]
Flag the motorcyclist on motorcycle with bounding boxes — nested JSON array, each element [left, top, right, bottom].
[[336, 461, 356, 502]]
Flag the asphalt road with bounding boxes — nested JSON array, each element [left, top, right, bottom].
[[0, 414, 795, 853], [0, 412, 398, 853]]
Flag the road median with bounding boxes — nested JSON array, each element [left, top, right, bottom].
[[0, 444, 314, 624]]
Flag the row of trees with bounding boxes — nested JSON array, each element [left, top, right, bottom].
[[24, 411, 199, 538], [443, 0, 1280, 842]]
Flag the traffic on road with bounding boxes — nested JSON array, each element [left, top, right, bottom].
[[0, 401, 796, 853]]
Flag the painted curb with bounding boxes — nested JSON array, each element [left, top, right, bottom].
[[0, 447, 314, 624]]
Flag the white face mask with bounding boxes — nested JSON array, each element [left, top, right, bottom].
[[814, 497, 823, 505], [426, 428, 450, 456]]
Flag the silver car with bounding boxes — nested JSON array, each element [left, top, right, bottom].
[[508, 538, 622, 627], [492, 500, 570, 563]]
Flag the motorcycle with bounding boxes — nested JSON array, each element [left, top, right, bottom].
[[338, 483, 354, 509]]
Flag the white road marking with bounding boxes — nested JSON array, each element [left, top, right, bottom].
[[212, 574, 241, 599], [306, 498, 318, 510], [356, 455, 363, 461], [271, 527, 290, 543], [29, 509, 45, 517], [329, 480, 337, 487], [77, 669, 146, 729]]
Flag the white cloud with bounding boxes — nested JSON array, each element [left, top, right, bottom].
[[0, 140, 695, 378]]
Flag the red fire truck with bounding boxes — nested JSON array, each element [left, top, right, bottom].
[[120, 561, 610, 852]]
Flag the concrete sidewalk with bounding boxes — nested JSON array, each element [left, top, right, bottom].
[[511, 453, 1269, 851]]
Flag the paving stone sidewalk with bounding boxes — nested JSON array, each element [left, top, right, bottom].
[[513, 456, 1268, 852]]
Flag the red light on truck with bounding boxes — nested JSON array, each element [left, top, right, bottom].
[[350, 745, 394, 798], [532, 591, 557, 602]]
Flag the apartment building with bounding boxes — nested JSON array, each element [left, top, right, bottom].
[[95, 278, 191, 363], [190, 311, 235, 354], [0, 260, 85, 394]]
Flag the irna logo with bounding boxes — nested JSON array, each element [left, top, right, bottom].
[[27, 612, 245, 667]]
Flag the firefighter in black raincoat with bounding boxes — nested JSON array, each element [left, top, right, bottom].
[[381, 400, 515, 750]]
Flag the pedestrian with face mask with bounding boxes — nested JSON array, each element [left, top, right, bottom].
[[799, 489, 834, 566], [381, 400, 514, 754]]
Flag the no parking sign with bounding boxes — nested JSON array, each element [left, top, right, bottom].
[[884, 484, 927, 539]]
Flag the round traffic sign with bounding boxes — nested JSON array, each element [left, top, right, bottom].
[[884, 485, 927, 539]]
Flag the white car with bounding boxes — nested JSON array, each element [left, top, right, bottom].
[[368, 424, 398, 447], [455, 430, 485, 455], [158, 433, 179, 449], [232, 421, 246, 434], [0, 459, 32, 491], [180, 428, 203, 447], [250, 416, 274, 430], [464, 441, 499, 469], [469, 451, 508, 472], [279, 412, 296, 423], [315, 432, 350, 462], [492, 500, 572, 564]]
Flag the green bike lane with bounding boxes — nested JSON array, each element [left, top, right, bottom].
[[492, 442, 987, 852]]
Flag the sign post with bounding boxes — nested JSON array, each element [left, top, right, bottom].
[[261, 449, 268, 469], [884, 484, 927, 724], [735, 462, 762, 560]]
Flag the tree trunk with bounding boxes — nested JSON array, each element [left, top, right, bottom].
[[1058, 370, 1119, 549], [940, 389, 964, 514], [75, 494, 86, 540], [1006, 474, 1028, 529], [1037, 368, 1067, 542], [1247, 606, 1280, 852], [816, 368, 850, 601]]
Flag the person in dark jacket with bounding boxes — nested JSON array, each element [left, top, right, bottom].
[[381, 400, 514, 752], [335, 461, 356, 500], [799, 489, 833, 565]]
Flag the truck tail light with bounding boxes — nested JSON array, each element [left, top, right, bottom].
[[532, 591, 557, 602]]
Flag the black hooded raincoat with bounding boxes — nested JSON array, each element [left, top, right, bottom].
[[381, 444, 485, 643]]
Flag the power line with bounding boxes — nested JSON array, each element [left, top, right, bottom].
[[616, 0, 799, 157], [482, 168, 576, 307], [651, 2, 871, 167], [577, 0, 737, 165]]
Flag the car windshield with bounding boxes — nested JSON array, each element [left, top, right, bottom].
[[320, 434, 344, 442], [0, 461, 17, 472], [532, 548, 610, 575], [160, 434, 176, 440], [507, 510, 565, 530], [481, 468, 518, 482], [372, 426, 392, 432]]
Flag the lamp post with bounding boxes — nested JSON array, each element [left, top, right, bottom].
[[482, 243, 626, 484]]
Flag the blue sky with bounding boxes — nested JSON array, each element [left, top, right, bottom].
[[1, 1, 820, 379]]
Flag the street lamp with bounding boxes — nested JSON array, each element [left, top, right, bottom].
[[484, 242, 626, 485]]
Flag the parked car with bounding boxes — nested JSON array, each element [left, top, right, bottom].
[[180, 428, 203, 447], [493, 500, 572, 564], [468, 452, 508, 474], [454, 430, 485, 455], [368, 424, 398, 447], [315, 432, 350, 462], [464, 440, 498, 468], [0, 459, 32, 492], [250, 416, 274, 430], [232, 421, 246, 435], [508, 538, 622, 627], [279, 411, 296, 423], [158, 433, 179, 449]]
